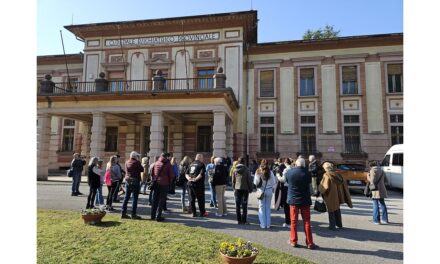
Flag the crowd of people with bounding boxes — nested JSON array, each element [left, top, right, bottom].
[[69, 151, 390, 250]]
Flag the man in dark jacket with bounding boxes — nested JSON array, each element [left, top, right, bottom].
[[284, 158, 316, 249], [308, 155, 319, 197], [121, 151, 144, 219], [151, 153, 173, 221], [231, 157, 253, 224], [186, 153, 207, 217], [71, 153, 86, 196]]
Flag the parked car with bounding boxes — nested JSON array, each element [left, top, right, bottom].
[[320, 161, 368, 192], [380, 144, 403, 189], [335, 163, 368, 191]]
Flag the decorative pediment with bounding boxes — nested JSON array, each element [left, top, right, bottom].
[[145, 56, 173, 66], [101, 62, 129, 72]]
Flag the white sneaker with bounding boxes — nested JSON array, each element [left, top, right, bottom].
[[380, 221, 389, 225], [215, 213, 223, 217], [223, 213, 228, 216], [282, 223, 289, 228]]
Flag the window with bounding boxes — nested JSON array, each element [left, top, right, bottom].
[[341, 66, 358, 94], [260, 70, 274, 97], [105, 127, 118, 152], [61, 119, 75, 152], [300, 115, 316, 153], [343, 114, 361, 153], [387, 63, 403, 93], [381, 154, 390, 166], [390, 114, 403, 145], [197, 126, 212, 152], [109, 79, 124, 93], [143, 126, 150, 156], [260, 116, 275, 152], [392, 153, 403, 166], [197, 69, 214, 89], [299, 68, 315, 96]]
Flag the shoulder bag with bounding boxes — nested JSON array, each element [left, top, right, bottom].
[[256, 180, 267, 200], [314, 195, 327, 213]]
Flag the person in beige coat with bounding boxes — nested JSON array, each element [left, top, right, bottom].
[[367, 161, 388, 224], [318, 162, 353, 230]]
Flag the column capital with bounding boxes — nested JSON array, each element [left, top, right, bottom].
[[92, 111, 105, 117]]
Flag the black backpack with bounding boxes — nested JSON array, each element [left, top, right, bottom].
[[176, 164, 188, 187]]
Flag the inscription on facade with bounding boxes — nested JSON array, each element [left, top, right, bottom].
[[105, 32, 220, 47]]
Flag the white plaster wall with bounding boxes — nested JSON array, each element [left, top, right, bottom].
[[225, 45, 241, 104], [280, 67, 294, 133], [173, 47, 193, 79], [365, 62, 384, 132], [130, 52, 145, 81], [321, 65, 338, 133], [85, 54, 100, 81]]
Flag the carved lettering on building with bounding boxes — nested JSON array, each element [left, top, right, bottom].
[[105, 32, 220, 47]]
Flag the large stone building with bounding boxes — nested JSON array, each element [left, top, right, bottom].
[[37, 11, 403, 180]]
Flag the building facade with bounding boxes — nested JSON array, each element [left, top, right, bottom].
[[37, 11, 403, 180]]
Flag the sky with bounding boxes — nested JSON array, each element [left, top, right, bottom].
[[37, 0, 403, 55]]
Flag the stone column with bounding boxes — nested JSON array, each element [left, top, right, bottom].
[[149, 111, 164, 162], [172, 120, 184, 162], [37, 113, 51, 180], [80, 121, 92, 158], [90, 112, 106, 159], [226, 118, 234, 159], [125, 122, 136, 156], [213, 111, 227, 158]]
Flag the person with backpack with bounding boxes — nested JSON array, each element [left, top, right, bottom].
[[177, 156, 192, 213], [231, 157, 253, 224], [206, 156, 217, 208], [213, 157, 228, 217], [140, 157, 150, 195], [186, 153, 207, 217]]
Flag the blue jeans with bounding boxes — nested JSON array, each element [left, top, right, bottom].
[[257, 188, 273, 228], [209, 182, 217, 205], [95, 184, 104, 205], [373, 198, 388, 223], [181, 182, 189, 209], [121, 181, 140, 216], [71, 172, 81, 193]]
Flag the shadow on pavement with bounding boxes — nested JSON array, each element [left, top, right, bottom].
[[314, 246, 403, 261]]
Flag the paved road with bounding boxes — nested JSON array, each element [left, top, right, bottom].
[[38, 177, 403, 264]]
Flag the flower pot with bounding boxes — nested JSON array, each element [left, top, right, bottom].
[[81, 212, 106, 224], [219, 252, 257, 264]]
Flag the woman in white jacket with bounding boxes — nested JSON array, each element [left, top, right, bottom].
[[254, 159, 278, 229]]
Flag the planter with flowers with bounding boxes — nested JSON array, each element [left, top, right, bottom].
[[80, 207, 106, 224], [219, 239, 259, 264]]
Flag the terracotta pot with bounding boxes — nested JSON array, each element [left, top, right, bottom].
[[81, 212, 106, 224], [219, 252, 257, 264]]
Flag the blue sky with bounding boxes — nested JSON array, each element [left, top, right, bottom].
[[37, 0, 403, 55]]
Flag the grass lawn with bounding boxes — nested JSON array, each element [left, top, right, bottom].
[[37, 209, 313, 264]]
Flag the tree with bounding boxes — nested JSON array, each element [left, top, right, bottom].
[[303, 24, 341, 40]]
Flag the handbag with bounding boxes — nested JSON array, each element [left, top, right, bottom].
[[368, 172, 384, 192], [67, 168, 74, 177], [256, 180, 267, 200], [314, 195, 327, 213], [364, 184, 372, 197]]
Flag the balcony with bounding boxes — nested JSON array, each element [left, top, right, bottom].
[[37, 69, 238, 109]]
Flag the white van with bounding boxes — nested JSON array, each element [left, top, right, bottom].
[[380, 144, 403, 189]]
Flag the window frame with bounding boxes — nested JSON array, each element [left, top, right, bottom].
[[61, 118, 75, 152], [385, 62, 403, 94], [196, 68, 215, 89], [342, 114, 362, 153], [105, 126, 119, 152], [298, 66, 317, 97], [340, 64, 361, 95], [196, 125, 212, 152], [259, 115, 276, 152], [389, 113, 404, 145], [299, 114, 317, 153], [258, 69, 276, 98]]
